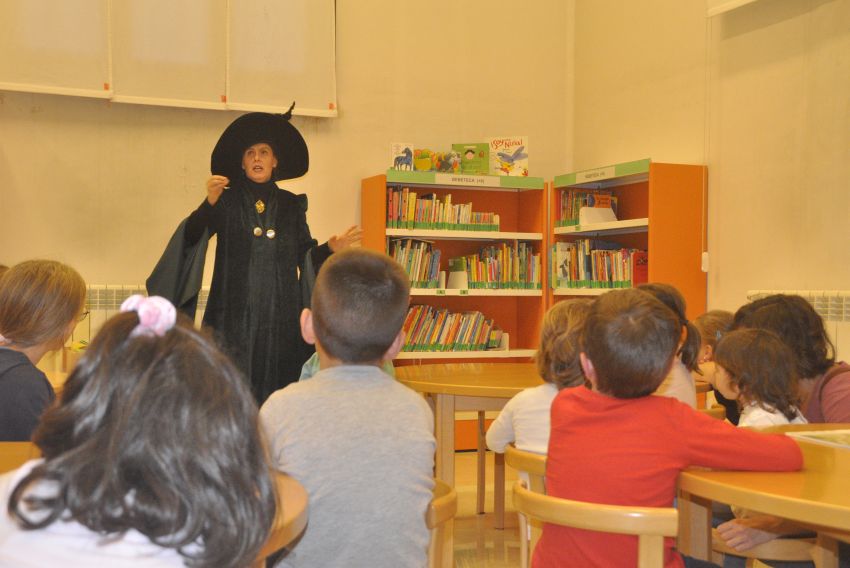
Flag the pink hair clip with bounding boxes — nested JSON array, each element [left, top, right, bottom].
[[120, 295, 177, 337]]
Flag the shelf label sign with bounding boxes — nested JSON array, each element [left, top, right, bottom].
[[435, 173, 500, 187], [576, 166, 616, 183]]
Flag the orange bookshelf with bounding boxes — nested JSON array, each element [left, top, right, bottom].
[[361, 170, 549, 362], [549, 159, 707, 319]]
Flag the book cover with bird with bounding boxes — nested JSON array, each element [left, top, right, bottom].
[[488, 136, 528, 176]]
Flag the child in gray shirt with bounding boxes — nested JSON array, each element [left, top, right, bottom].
[[261, 249, 435, 568]]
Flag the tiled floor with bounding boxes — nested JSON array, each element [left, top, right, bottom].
[[453, 451, 522, 567]]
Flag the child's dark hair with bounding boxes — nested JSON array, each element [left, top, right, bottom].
[[715, 328, 801, 421], [535, 299, 591, 389], [8, 312, 276, 568], [637, 283, 701, 372], [584, 289, 680, 398], [311, 248, 411, 363], [732, 294, 834, 380], [694, 309, 733, 352]]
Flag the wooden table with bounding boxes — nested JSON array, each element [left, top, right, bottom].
[[256, 472, 309, 564], [678, 423, 850, 566], [397, 362, 544, 528]]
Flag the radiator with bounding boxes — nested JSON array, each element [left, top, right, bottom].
[[746, 290, 850, 360], [73, 285, 210, 343]]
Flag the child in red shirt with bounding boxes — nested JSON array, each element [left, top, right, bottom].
[[534, 289, 803, 568]]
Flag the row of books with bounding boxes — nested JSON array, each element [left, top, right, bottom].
[[555, 189, 619, 227], [402, 305, 500, 352], [388, 238, 441, 288], [386, 187, 500, 231], [449, 242, 542, 289], [551, 240, 648, 289]]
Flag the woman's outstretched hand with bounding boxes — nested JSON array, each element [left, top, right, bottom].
[[206, 175, 230, 206], [329, 225, 363, 252]]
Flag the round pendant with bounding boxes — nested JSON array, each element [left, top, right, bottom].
[[253, 226, 262, 237], [266, 229, 276, 239]]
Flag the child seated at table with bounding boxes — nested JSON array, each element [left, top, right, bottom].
[[0, 295, 276, 567], [714, 328, 807, 428], [638, 283, 701, 407], [535, 289, 803, 568], [694, 309, 737, 423], [0, 260, 86, 441], [486, 299, 590, 456], [260, 249, 436, 568]]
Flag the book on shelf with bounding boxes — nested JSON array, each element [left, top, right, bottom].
[[556, 188, 619, 227], [551, 239, 647, 290], [452, 142, 489, 175], [401, 306, 496, 352], [488, 136, 528, 177], [450, 241, 542, 290], [390, 142, 414, 171], [388, 238, 441, 288], [447, 257, 469, 289], [385, 187, 500, 231]]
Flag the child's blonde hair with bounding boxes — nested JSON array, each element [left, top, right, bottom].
[[0, 260, 86, 348], [694, 309, 733, 351], [535, 299, 591, 389], [715, 328, 800, 421]]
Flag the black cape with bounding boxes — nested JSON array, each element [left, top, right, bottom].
[[153, 179, 330, 403]]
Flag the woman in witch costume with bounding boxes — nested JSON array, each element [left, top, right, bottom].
[[179, 107, 360, 404]]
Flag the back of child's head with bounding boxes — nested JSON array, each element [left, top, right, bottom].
[[0, 260, 86, 348], [535, 299, 591, 389], [714, 327, 800, 421], [636, 283, 700, 372], [311, 248, 410, 363], [584, 289, 680, 398], [694, 309, 733, 354], [9, 295, 275, 568], [732, 294, 834, 380]]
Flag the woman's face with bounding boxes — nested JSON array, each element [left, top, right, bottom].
[[714, 364, 739, 400], [242, 143, 278, 183]]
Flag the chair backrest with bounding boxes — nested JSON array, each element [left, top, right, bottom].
[[427, 479, 457, 568], [504, 445, 547, 568], [513, 481, 678, 568]]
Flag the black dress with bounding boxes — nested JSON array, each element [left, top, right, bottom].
[[185, 179, 330, 403]]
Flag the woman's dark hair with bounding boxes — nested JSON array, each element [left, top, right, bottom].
[[8, 312, 276, 568], [731, 294, 834, 380], [715, 328, 801, 421], [535, 299, 591, 389], [637, 283, 700, 372]]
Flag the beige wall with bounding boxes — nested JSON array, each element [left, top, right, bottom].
[[0, 0, 574, 283], [572, 0, 850, 311]]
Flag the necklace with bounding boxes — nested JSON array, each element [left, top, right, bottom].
[[255, 199, 265, 214]]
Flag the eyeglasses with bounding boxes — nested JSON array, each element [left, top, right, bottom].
[[78, 310, 90, 322]]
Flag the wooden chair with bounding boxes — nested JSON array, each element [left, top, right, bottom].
[[477, 411, 507, 528], [427, 479, 457, 568], [504, 444, 547, 568], [711, 528, 816, 567], [513, 480, 679, 568], [699, 405, 727, 420]]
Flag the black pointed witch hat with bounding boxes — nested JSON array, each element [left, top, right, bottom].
[[210, 103, 309, 182]]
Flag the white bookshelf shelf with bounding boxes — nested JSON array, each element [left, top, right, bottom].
[[554, 218, 648, 236], [396, 349, 536, 360], [553, 288, 612, 297], [410, 288, 542, 297], [386, 228, 543, 241]]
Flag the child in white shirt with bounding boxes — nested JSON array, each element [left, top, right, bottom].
[[486, 299, 590, 456], [713, 328, 807, 428]]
